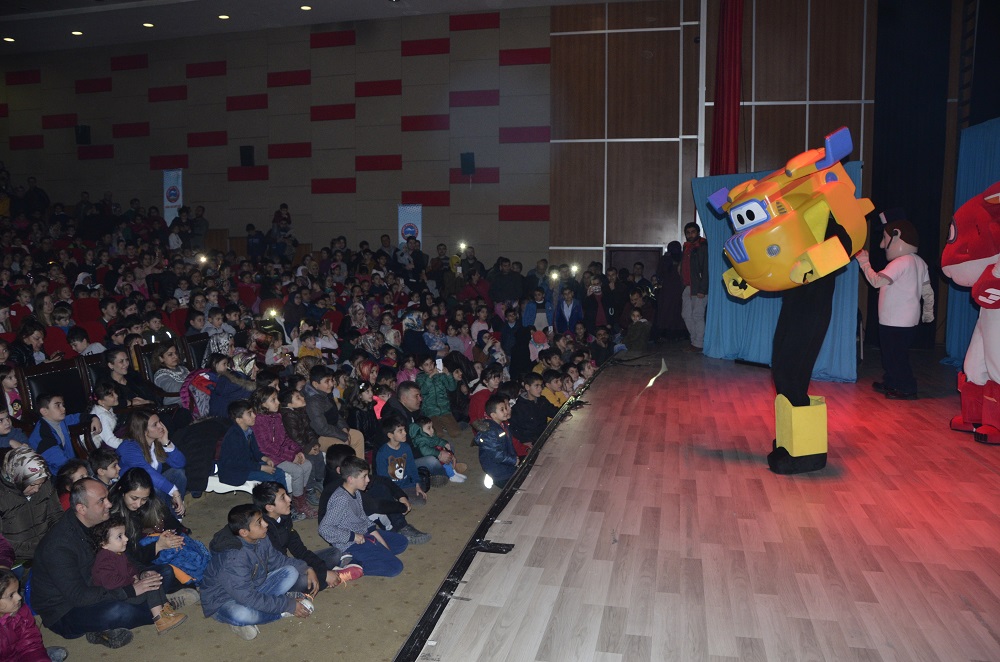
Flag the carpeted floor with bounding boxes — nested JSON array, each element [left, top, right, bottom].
[[44, 443, 499, 662]]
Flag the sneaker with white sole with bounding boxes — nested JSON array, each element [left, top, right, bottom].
[[398, 525, 432, 545], [449, 472, 467, 483], [330, 563, 364, 587], [230, 624, 259, 640], [166, 588, 200, 610]]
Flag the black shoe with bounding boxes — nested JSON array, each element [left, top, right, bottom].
[[885, 389, 918, 400], [86, 628, 134, 649], [190, 492, 203, 499], [871, 382, 888, 393]]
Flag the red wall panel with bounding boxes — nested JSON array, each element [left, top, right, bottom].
[[149, 85, 187, 102], [150, 155, 189, 170], [402, 191, 451, 207], [401, 115, 450, 131], [355, 80, 402, 97], [449, 167, 500, 184], [355, 155, 403, 171], [268, 142, 312, 159], [267, 70, 311, 87], [311, 104, 356, 121], [499, 126, 551, 143], [110, 54, 149, 71], [312, 178, 357, 194], [498, 205, 549, 221], [42, 114, 78, 129], [75, 78, 112, 94], [0, 104, 8, 118], [228, 166, 269, 181], [450, 13, 500, 31], [9, 135, 44, 150], [186, 61, 227, 78], [227, 94, 268, 111], [78, 145, 114, 160], [187, 131, 228, 147], [5, 70, 41, 86], [310, 30, 356, 48], [499, 48, 551, 66], [449, 90, 500, 107], [401, 38, 450, 57], [112, 122, 151, 138]]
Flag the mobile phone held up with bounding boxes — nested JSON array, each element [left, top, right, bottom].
[[435, 358, 444, 372]]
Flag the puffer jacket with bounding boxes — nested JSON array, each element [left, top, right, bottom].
[[474, 419, 517, 486], [280, 406, 320, 454], [0, 603, 50, 662], [0, 477, 62, 562], [415, 371, 456, 418]]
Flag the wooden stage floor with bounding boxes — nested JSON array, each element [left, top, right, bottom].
[[414, 346, 1000, 662]]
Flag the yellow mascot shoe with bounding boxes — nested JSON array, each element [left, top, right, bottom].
[[768, 394, 828, 474]]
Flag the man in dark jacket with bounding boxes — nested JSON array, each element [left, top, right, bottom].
[[680, 221, 709, 352], [252, 481, 358, 591], [32, 479, 168, 648]]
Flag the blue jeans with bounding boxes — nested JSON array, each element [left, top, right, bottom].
[[244, 468, 287, 488], [345, 530, 408, 578], [291, 546, 345, 592], [49, 600, 153, 639], [414, 455, 447, 476], [211, 565, 300, 627]]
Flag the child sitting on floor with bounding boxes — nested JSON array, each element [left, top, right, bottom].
[[0, 567, 68, 661], [90, 515, 188, 635], [409, 416, 467, 483], [374, 418, 427, 503], [474, 394, 518, 488]]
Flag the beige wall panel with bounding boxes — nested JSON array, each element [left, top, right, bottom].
[[227, 37, 270, 68], [225, 185, 275, 213], [189, 147, 229, 174], [500, 143, 550, 174], [40, 66, 74, 92], [112, 70, 150, 97], [443, 214, 498, 252], [267, 41, 311, 71], [810, 0, 864, 102], [551, 34, 604, 140], [808, 104, 862, 154], [356, 125, 402, 154], [401, 132, 450, 162], [680, 137, 698, 230], [311, 48, 357, 78], [8, 87, 41, 111], [355, 200, 399, 231], [402, 160, 449, 189], [226, 111, 269, 140], [503, 6, 549, 20], [450, 183, 500, 215], [149, 103, 188, 129], [500, 66, 550, 100], [114, 140, 148, 165], [498, 94, 549, 125], [401, 14, 449, 40], [608, 1, 681, 30], [356, 50, 402, 81], [146, 57, 186, 84], [108, 94, 153, 118], [189, 173, 229, 203], [226, 67, 267, 95], [7, 112, 41, 134], [551, 4, 606, 32], [44, 134, 76, 158], [606, 141, 678, 245], [268, 27, 307, 46], [267, 87, 311, 117], [450, 59, 500, 91], [400, 84, 450, 115], [311, 122, 356, 150], [500, 172, 549, 203], [753, 105, 807, 172], [148, 127, 186, 153], [449, 137, 499, 167], [74, 95, 115, 122], [356, 19, 402, 53], [550, 143, 604, 247], [402, 55, 450, 87], [310, 75, 355, 104], [308, 200, 357, 229], [310, 147, 356, 174], [754, 0, 808, 102], [186, 78, 225, 105], [500, 14, 550, 49], [268, 113, 310, 143], [449, 107, 499, 139], [608, 30, 679, 139], [496, 222, 550, 265], [682, 24, 699, 136], [355, 97, 401, 128], [185, 105, 226, 128], [451, 31, 500, 62], [355, 171, 403, 200], [267, 160, 313, 184], [39, 88, 71, 113]]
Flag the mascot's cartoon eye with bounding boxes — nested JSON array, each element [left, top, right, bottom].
[[729, 200, 770, 231], [946, 220, 957, 244]]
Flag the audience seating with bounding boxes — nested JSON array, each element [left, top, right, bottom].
[[13, 357, 100, 458], [183, 332, 211, 369], [43, 326, 77, 360], [71, 298, 101, 324]]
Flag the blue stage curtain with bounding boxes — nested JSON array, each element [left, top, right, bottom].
[[690, 162, 863, 383], [944, 118, 1000, 367]]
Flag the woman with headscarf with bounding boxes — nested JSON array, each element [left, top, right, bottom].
[[0, 447, 61, 564], [338, 302, 373, 343]]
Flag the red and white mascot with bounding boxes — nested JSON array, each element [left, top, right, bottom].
[[942, 182, 1000, 444]]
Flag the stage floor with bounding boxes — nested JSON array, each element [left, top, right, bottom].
[[414, 347, 1000, 662]]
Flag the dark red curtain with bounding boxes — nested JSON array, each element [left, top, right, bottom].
[[710, 0, 744, 176]]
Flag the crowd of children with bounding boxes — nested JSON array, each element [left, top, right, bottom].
[[0, 176, 683, 652]]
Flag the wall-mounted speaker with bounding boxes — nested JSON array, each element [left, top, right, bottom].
[[460, 152, 476, 175], [74, 125, 91, 145], [240, 145, 255, 167]]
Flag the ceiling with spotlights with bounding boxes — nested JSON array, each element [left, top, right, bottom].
[[0, 0, 637, 54]]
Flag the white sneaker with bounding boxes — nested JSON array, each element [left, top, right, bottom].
[[230, 624, 259, 640], [449, 473, 467, 483]]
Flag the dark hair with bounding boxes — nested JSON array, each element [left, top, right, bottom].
[[206, 352, 229, 372], [541, 369, 563, 386], [249, 386, 278, 413], [381, 416, 406, 436], [0, 567, 17, 597], [99, 296, 117, 311], [340, 456, 369, 480], [255, 368, 280, 388], [325, 443, 356, 472], [251, 480, 286, 510], [207, 307, 224, 319], [36, 393, 62, 411], [89, 513, 127, 552], [414, 415, 432, 428], [479, 363, 504, 385], [485, 393, 508, 417], [684, 221, 700, 233], [151, 343, 178, 372], [55, 459, 91, 496], [88, 445, 120, 472], [308, 364, 331, 384], [93, 379, 118, 403], [228, 504, 262, 535], [521, 372, 543, 387], [228, 399, 253, 421], [66, 326, 90, 345]]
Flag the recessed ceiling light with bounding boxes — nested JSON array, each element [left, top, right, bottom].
[[142, 23, 154, 28], [218, 15, 230, 20], [71, 31, 83, 36], [300, 5, 312, 10], [2, 37, 14, 42]]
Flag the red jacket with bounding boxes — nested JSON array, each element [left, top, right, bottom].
[[0, 603, 50, 662]]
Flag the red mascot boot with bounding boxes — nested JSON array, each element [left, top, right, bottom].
[[952, 372, 984, 433], [974, 380, 1000, 445]]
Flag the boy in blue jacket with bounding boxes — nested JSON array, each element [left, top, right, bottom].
[[475, 394, 518, 488], [27, 394, 80, 474], [218, 400, 286, 489], [201, 504, 313, 640]]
